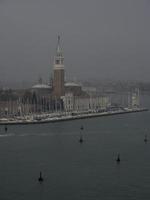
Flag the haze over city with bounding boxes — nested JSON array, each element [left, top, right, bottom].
[[1, 1, 150, 200], [0, 0, 150, 86]]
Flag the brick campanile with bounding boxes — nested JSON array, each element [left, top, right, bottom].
[[53, 36, 65, 98]]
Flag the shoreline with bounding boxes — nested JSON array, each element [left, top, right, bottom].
[[0, 108, 148, 125]]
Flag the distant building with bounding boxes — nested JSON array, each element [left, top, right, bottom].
[[0, 36, 116, 117], [62, 92, 110, 112], [82, 86, 97, 96], [53, 36, 65, 98], [65, 82, 85, 96], [131, 89, 140, 108], [31, 84, 52, 96]]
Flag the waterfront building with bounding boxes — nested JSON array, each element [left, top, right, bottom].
[[62, 92, 110, 112], [31, 78, 52, 97], [82, 86, 97, 96], [62, 92, 74, 112], [98, 96, 111, 110], [65, 82, 82, 96], [131, 88, 140, 108]]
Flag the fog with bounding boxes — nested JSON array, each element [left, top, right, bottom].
[[0, 0, 150, 86]]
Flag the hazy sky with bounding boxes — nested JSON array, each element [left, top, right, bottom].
[[0, 0, 150, 85]]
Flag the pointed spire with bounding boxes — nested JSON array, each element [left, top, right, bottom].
[[54, 35, 64, 66], [56, 35, 61, 54]]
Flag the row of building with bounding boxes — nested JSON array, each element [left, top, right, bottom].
[[0, 37, 140, 117]]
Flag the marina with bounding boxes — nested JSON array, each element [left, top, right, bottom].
[[0, 107, 148, 125]]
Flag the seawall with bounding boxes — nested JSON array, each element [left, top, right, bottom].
[[0, 108, 148, 125]]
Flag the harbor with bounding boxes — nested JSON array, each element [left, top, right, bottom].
[[0, 107, 148, 125], [0, 37, 145, 126]]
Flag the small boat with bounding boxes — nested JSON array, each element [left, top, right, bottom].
[[79, 135, 83, 143]]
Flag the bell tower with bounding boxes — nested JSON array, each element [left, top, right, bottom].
[[53, 36, 65, 98]]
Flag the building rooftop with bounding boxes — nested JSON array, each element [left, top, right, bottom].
[[65, 82, 81, 87], [32, 84, 51, 89]]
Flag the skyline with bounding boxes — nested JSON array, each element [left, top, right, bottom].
[[0, 0, 150, 84]]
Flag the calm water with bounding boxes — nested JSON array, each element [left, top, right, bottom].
[[0, 95, 150, 200]]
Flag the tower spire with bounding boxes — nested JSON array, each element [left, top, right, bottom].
[[57, 35, 60, 49], [54, 35, 64, 66], [56, 35, 62, 55], [53, 36, 65, 98]]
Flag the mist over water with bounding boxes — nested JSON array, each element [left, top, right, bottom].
[[0, 0, 150, 83]]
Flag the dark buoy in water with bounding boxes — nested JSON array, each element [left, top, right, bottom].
[[144, 134, 148, 143], [38, 171, 44, 183], [116, 154, 120, 163], [79, 125, 84, 143], [79, 136, 83, 143], [5, 125, 7, 132]]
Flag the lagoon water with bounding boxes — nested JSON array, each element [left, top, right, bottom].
[[0, 95, 150, 200]]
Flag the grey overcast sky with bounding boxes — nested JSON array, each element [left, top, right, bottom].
[[0, 0, 150, 84]]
